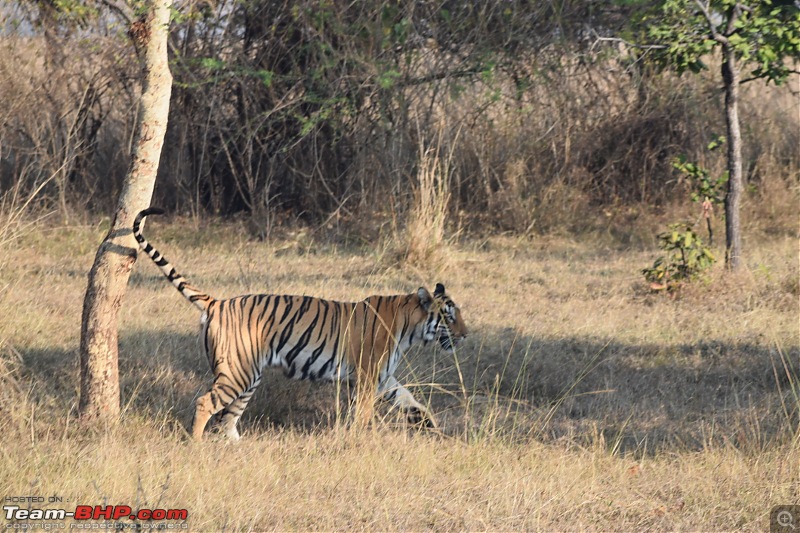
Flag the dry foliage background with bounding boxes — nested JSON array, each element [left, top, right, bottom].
[[1, 0, 798, 237]]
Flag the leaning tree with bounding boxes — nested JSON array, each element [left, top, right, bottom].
[[79, 0, 173, 421]]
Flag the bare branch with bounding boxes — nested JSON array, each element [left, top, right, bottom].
[[724, 4, 742, 37], [398, 65, 488, 88], [693, 0, 729, 45], [740, 69, 800, 85], [98, 0, 133, 26], [592, 33, 668, 51]]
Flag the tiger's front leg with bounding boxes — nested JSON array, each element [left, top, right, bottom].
[[378, 375, 437, 429]]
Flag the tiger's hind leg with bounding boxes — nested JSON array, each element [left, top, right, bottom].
[[218, 378, 261, 440], [192, 375, 243, 441]]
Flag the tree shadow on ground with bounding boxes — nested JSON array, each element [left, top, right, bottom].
[[411, 329, 799, 454], [15, 326, 798, 453]]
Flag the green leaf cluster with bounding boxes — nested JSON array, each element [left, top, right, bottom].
[[672, 136, 729, 205], [646, 0, 800, 84], [643, 223, 716, 289]]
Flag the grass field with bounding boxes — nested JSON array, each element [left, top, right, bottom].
[[0, 218, 797, 531]]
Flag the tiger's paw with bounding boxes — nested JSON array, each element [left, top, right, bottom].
[[406, 407, 438, 430]]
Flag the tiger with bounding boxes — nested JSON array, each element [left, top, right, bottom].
[[132, 207, 467, 440]]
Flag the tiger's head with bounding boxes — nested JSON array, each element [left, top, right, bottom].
[[417, 283, 467, 352]]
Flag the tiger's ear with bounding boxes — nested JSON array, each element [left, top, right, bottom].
[[434, 283, 446, 298], [417, 287, 433, 310]]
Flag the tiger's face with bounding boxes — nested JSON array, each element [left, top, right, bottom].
[[418, 283, 467, 353]]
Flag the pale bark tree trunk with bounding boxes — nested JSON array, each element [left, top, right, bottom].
[[721, 44, 743, 270], [79, 0, 173, 421], [696, 1, 746, 271]]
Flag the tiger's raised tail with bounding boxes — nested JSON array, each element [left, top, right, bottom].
[[133, 208, 213, 312]]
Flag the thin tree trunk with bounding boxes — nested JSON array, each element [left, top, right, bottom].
[[721, 44, 743, 270], [79, 0, 173, 421]]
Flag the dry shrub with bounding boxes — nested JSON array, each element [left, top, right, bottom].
[[737, 75, 800, 236], [0, 27, 137, 219], [489, 158, 537, 233], [0, 344, 30, 437]]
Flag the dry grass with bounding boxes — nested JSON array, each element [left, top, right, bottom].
[[0, 218, 797, 531], [401, 129, 455, 270]]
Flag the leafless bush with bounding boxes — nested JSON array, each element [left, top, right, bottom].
[[0, 5, 138, 220]]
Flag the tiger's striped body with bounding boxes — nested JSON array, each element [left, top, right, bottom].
[[133, 208, 467, 440]]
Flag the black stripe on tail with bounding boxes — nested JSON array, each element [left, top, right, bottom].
[[133, 208, 213, 312]]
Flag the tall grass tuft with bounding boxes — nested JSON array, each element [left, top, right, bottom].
[[403, 129, 455, 269], [0, 172, 56, 273]]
